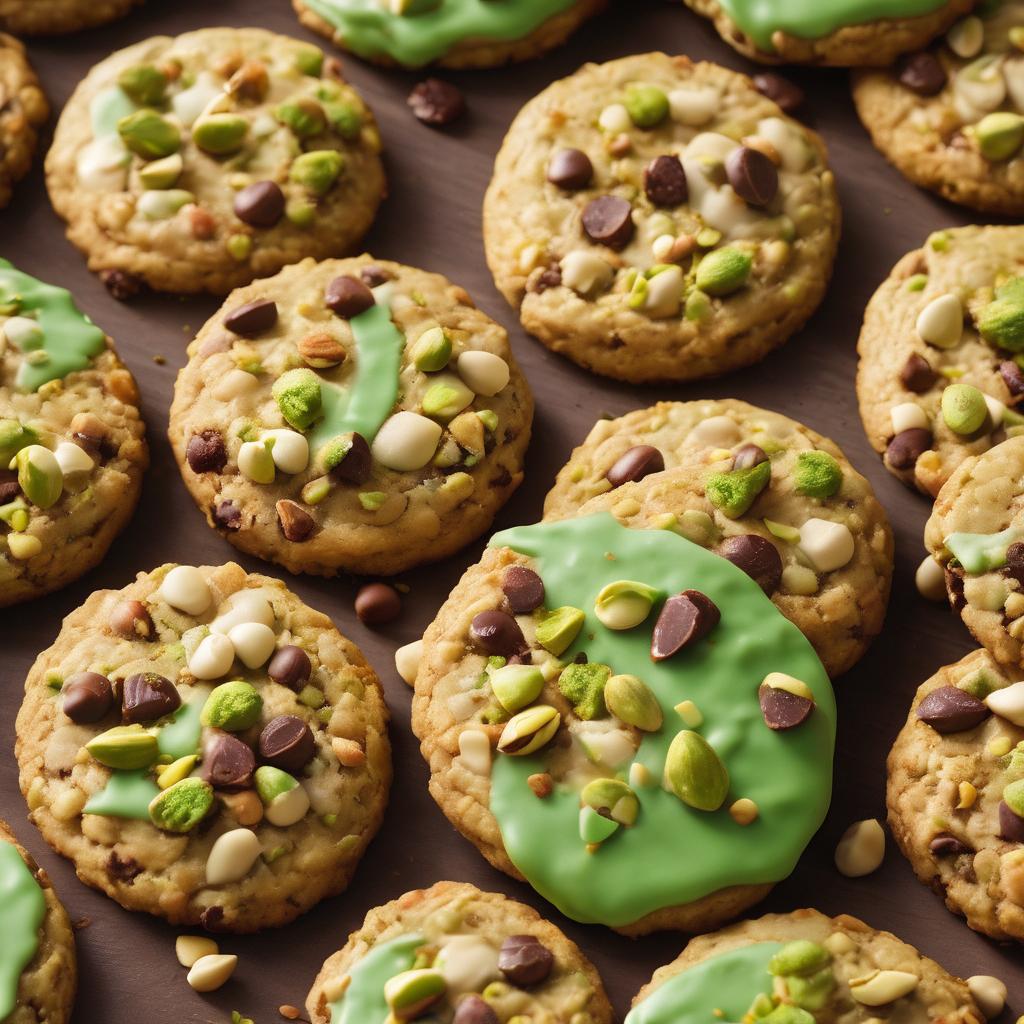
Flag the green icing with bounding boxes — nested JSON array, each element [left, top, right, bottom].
[[717, 0, 950, 51], [625, 943, 782, 1024], [0, 260, 107, 393], [946, 525, 1024, 574], [157, 688, 208, 759], [329, 933, 424, 1024], [307, 301, 404, 456], [301, 0, 577, 66], [487, 514, 836, 928], [0, 840, 46, 1021]]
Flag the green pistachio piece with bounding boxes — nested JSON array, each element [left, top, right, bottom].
[[489, 663, 544, 713], [624, 83, 668, 128], [535, 605, 585, 655], [285, 199, 316, 227], [117, 64, 168, 106], [974, 111, 1024, 161], [760, 1006, 815, 1024], [695, 247, 753, 297], [941, 383, 987, 435], [477, 409, 498, 432], [604, 673, 663, 731], [579, 804, 620, 845], [323, 100, 363, 139], [978, 276, 1024, 352], [359, 490, 386, 510], [275, 98, 327, 138], [137, 188, 194, 220], [273, 368, 323, 430], [410, 326, 452, 372], [768, 940, 832, 977], [497, 704, 561, 755], [157, 754, 198, 789], [580, 777, 640, 826], [138, 152, 183, 189], [383, 969, 446, 1021], [705, 461, 771, 518], [289, 150, 344, 195], [663, 729, 729, 811], [86, 724, 159, 770], [294, 45, 324, 76], [684, 289, 711, 322], [200, 680, 263, 731], [676, 508, 719, 546], [785, 968, 836, 1011], [764, 519, 800, 543], [0, 420, 38, 464], [794, 451, 842, 498], [227, 233, 252, 261], [1004, 777, 1024, 817], [956, 667, 1004, 698], [192, 113, 249, 155], [254, 765, 298, 804], [594, 580, 660, 630], [148, 777, 214, 833], [301, 476, 333, 505], [118, 109, 181, 159], [557, 662, 610, 720], [12, 445, 62, 509], [421, 376, 474, 422]]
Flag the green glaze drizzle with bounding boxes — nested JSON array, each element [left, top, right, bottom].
[[302, 0, 577, 66], [624, 943, 782, 1024], [157, 688, 208, 760], [307, 301, 404, 455], [0, 260, 106, 393], [487, 514, 836, 928], [329, 933, 424, 1024], [0, 840, 46, 1021], [717, 0, 950, 51], [946, 525, 1024, 574]]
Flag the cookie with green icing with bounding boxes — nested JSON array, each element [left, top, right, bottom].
[[169, 255, 532, 577], [0, 35, 47, 210], [0, 259, 148, 608], [411, 512, 836, 935], [46, 27, 384, 297], [15, 561, 391, 932], [0, 817, 76, 1024], [292, 0, 606, 70], [483, 54, 840, 383], [0, 0, 141, 35], [628, 909, 980, 1024], [854, 2, 1024, 215], [305, 881, 613, 1024]]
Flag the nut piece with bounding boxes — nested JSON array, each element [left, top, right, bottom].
[[298, 330, 346, 369], [604, 673, 662, 731], [383, 968, 446, 1021], [187, 953, 238, 992], [175, 935, 218, 968], [834, 818, 885, 877], [967, 975, 1007, 1019], [848, 969, 919, 1006], [663, 729, 729, 811], [497, 706, 560, 756], [394, 639, 423, 686], [205, 828, 262, 885]]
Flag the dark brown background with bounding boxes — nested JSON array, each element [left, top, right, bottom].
[[2, 1, 1020, 1019]]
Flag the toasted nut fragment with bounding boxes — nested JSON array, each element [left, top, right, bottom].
[[298, 330, 347, 368], [835, 818, 885, 877], [331, 736, 366, 767], [187, 953, 238, 992], [176, 934, 218, 968]]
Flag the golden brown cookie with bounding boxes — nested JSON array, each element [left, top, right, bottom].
[[0, 35, 47, 210], [0, 0, 141, 34]]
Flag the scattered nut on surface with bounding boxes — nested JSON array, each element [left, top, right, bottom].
[[186, 952, 238, 992], [967, 975, 1007, 1019], [175, 934, 218, 968], [835, 818, 885, 877]]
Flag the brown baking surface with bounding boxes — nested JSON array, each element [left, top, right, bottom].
[[2, 1, 1018, 1019]]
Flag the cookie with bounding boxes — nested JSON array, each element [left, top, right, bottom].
[[545, 400, 893, 678], [683, 0, 975, 67], [46, 28, 384, 297], [0, 260, 148, 607], [0, 36, 47, 210], [0, 0, 141, 34], [627, 908, 980, 1023], [0, 818, 77, 1024], [854, 4, 1024, 215], [292, 0, 607, 70], [169, 256, 532, 577], [15, 561, 391, 932], [857, 225, 1024, 497], [888, 647, 1024, 942], [482, 53, 840, 384], [306, 881, 613, 1024], [411, 512, 836, 935]]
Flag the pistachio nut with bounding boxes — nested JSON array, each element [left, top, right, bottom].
[[941, 383, 987, 434], [294, 45, 324, 76], [421, 374, 474, 422], [848, 969, 919, 1006], [793, 450, 842, 498], [768, 940, 831, 978], [254, 764, 298, 804], [760, 1006, 815, 1024], [289, 150, 344, 195], [557, 662, 610, 720], [273, 367, 323, 430], [594, 579, 660, 630], [489, 663, 544, 713], [974, 111, 1024, 161], [192, 113, 249, 155], [201, 680, 263, 731], [117, 64, 168, 106], [409, 325, 452, 372], [497, 705, 561, 756], [237, 439, 276, 484], [275, 98, 327, 138], [148, 777, 214, 833], [579, 804, 619, 845], [137, 188, 194, 220], [1003, 778, 1024, 817], [695, 247, 753, 297], [86, 724, 159, 770], [383, 969, 446, 1021], [157, 754, 198, 789], [604, 673, 663, 731], [534, 605, 585, 655], [118, 109, 181, 159], [580, 777, 640, 826], [0, 420, 37, 463], [12, 444, 62, 509], [705, 460, 770, 518], [138, 152, 184, 189], [978, 276, 1024, 351], [786, 968, 836, 1012], [324, 100, 363, 139], [624, 83, 669, 128], [663, 729, 729, 811], [254, 766, 310, 826], [676, 508, 719, 546], [764, 518, 801, 543]]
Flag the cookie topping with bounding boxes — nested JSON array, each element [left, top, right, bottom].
[[501, 565, 545, 614], [582, 195, 635, 250], [916, 685, 990, 733], [547, 148, 593, 190], [470, 610, 526, 658], [606, 445, 664, 487], [497, 935, 553, 986], [650, 590, 720, 660], [0, 839, 46, 1021], [759, 672, 814, 730], [725, 145, 778, 206], [408, 78, 465, 126], [325, 275, 375, 319], [897, 51, 947, 96], [258, 714, 315, 773], [122, 672, 182, 724], [644, 154, 688, 206], [62, 672, 114, 724]]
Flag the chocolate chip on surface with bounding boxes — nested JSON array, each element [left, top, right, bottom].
[[885, 428, 932, 471], [224, 299, 278, 337], [258, 715, 316, 773], [62, 672, 113, 724], [651, 590, 720, 661], [354, 582, 402, 625], [328, 432, 372, 484], [502, 565, 545, 614], [929, 832, 973, 856], [325, 275, 375, 318], [726, 146, 778, 206], [547, 148, 593, 190], [268, 645, 311, 690], [751, 72, 804, 112], [408, 77, 465, 126], [213, 500, 242, 531], [233, 180, 285, 228], [202, 730, 256, 789], [644, 154, 688, 206], [470, 609, 526, 658], [897, 51, 947, 96], [999, 801, 1024, 842], [916, 685, 990, 733], [121, 672, 181, 724], [498, 935, 554, 987], [716, 535, 783, 594], [605, 445, 664, 488], [732, 443, 768, 470], [186, 430, 227, 474], [1001, 360, 1024, 397], [277, 499, 316, 542], [582, 195, 634, 250], [453, 994, 498, 1024], [759, 682, 813, 731], [109, 599, 155, 641]]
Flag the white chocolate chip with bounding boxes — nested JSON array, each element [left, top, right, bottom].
[[947, 15, 984, 58], [76, 136, 129, 191], [159, 565, 212, 616], [916, 293, 963, 349], [3, 316, 43, 349], [781, 564, 819, 595], [835, 818, 885, 877], [915, 556, 947, 602], [211, 368, 260, 402], [54, 441, 94, 477], [849, 969, 919, 1006], [371, 411, 442, 472], [262, 429, 309, 475], [963, 574, 1008, 611], [651, 233, 677, 262], [264, 783, 310, 827], [686, 415, 741, 448], [434, 935, 501, 997], [175, 935, 218, 968], [457, 729, 492, 776], [954, 60, 1006, 123], [967, 975, 1008, 1019], [755, 117, 810, 171], [598, 103, 631, 133], [172, 71, 222, 127], [983, 393, 1006, 429], [395, 639, 423, 686], [227, 621, 276, 669], [668, 85, 719, 125], [237, 439, 275, 484], [643, 265, 684, 319], [1005, 55, 1024, 111], [189, 632, 235, 680], [985, 680, 1024, 726], [210, 590, 275, 635], [205, 828, 262, 886], [457, 351, 510, 397], [823, 931, 856, 955], [186, 953, 238, 993], [890, 402, 929, 434], [798, 518, 855, 573], [560, 250, 613, 297]]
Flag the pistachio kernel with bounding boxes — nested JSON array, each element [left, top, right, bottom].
[[12, 445, 62, 509], [941, 383, 988, 435], [593, 579, 660, 630], [705, 460, 770, 518], [664, 729, 729, 811], [118, 108, 181, 159], [383, 969, 446, 1021], [201, 681, 263, 731], [86, 724, 159, 770], [410, 325, 452, 372], [604, 673, 663, 731], [793, 450, 842, 498], [192, 113, 249, 155], [148, 778, 214, 833], [580, 777, 640, 826], [534, 605, 585, 655], [489, 663, 544, 714], [289, 150, 344, 195], [695, 247, 753, 296], [497, 705, 561, 756], [557, 662, 610, 720], [273, 368, 323, 430], [768, 940, 831, 978]]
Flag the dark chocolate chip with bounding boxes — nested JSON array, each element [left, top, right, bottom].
[[1007, 542, 1024, 586], [651, 590, 721, 661], [408, 78, 465, 126], [277, 499, 316, 542], [354, 582, 402, 625], [532, 265, 562, 292], [233, 180, 285, 228], [726, 146, 778, 207], [1001, 360, 1024, 397], [268, 645, 312, 690], [224, 299, 278, 337], [106, 850, 143, 882], [751, 72, 804, 113], [899, 353, 938, 393], [732, 443, 768, 470], [325, 275, 375, 318], [328, 432, 372, 484], [898, 51, 947, 96], [202, 730, 256, 790], [214, 500, 241, 531], [200, 906, 225, 930], [582, 195, 634, 250], [758, 681, 813, 731], [122, 672, 181, 724], [916, 685, 990, 734], [643, 154, 688, 207], [498, 935, 554, 987], [100, 269, 142, 302], [929, 832, 973, 857], [605, 445, 664, 488], [885, 428, 932, 471], [62, 672, 113, 724], [470, 610, 526, 658], [109, 599, 155, 641], [360, 265, 392, 288], [258, 715, 316, 774], [946, 565, 966, 613], [716, 535, 783, 595], [1000, 801, 1024, 843], [547, 148, 593, 190], [502, 565, 545, 614], [453, 995, 498, 1024], [0, 470, 20, 504], [186, 430, 227, 474]]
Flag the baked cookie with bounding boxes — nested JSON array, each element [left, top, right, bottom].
[[627, 908, 980, 1023], [888, 647, 1024, 942], [857, 225, 1024, 497], [292, 0, 607, 70], [15, 561, 391, 932], [46, 28, 384, 297], [854, 3, 1024, 215], [0, 0, 141, 35], [684, 0, 975, 67], [0, 260, 147, 607], [0, 818, 77, 1024], [411, 512, 836, 935], [482, 53, 840, 384], [0, 36, 47, 210], [169, 256, 532, 577], [306, 882, 613, 1024]]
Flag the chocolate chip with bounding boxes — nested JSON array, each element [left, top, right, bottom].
[[203, 730, 256, 790], [547, 148, 593, 190], [453, 994, 498, 1024], [502, 565, 545, 614], [258, 715, 316, 774], [470, 610, 526, 658], [408, 78, 465, 126], [885, 428, 932, 471], [758, 682, 813, 731], [643, 155, 688, 207], [62, 672, 113, 724], [1001, 360, 1024, 397], [752, 72, 804, 113], [532, 265, 562, 292], [122, 672, 181, 724], [355, 582, 402, 625], [1000, 801, 1024, 842], [277, 499, 316, 542], [360, 265, 392, 288], [498, 935, 554, 987], [0, 470, 20, 504], [1006, 542, 1024, 586], [214, 500, 241, 531], [582, 195, 634, 250], [651, 590, 720, 661], [268, 645, 312, 690], [726, 146, 778, 207], [224, 299, 278, 337], [325, 275, 375, 318], [606, 445, 664, 488], [916, 685, 990, 734], [100, 269, 142, 302], [732, 443, 768, 470], [899, 353, 938, 393], [200, 906, 225, 931], [328, 432, 372, 484], [233, 180, 285, 228], [929, 832, 972, 857], [186, 430, 227, 474], [898, 51, 947, 96], [946, 565, 966, 613], [106, 850, 143, 883], [109, 599, 155, 641], [716, 535, 783, 594]]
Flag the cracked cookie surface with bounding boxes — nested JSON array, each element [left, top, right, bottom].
[[0, 35, 48, 210]]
